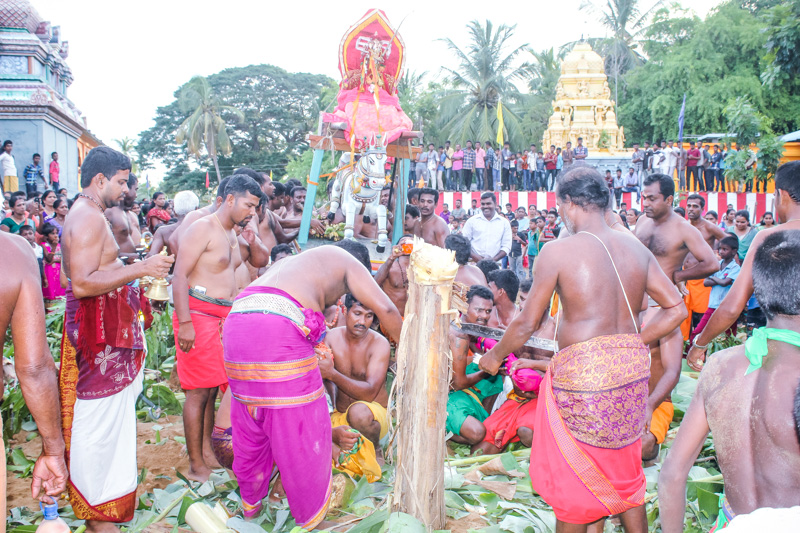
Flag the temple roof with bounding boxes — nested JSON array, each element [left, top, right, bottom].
[[0, 0, 42, 34], [561, 42, 605, 75]]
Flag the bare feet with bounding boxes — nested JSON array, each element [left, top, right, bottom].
[[269, 476, 286, 503], [203, 451, 222, 470], [84, 520, 121, 533], [186, 463, 212, 483]]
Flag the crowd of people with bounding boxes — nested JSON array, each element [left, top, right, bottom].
[[2, 142, 800, 533], [413, 137, 763, 194]]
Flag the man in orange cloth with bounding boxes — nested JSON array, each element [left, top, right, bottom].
[[172, 174, 263, 482], [479, 167, 686, 532], [680, 254, 711, 341]]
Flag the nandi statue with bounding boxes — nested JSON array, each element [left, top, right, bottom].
[[329, 135, 390, 253]]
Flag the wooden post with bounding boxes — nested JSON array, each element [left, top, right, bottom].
[[298, 148, 324, 247], [391, 238, 458, 530]]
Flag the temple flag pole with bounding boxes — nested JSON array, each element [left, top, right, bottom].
[[391, 238, 458, 529], [298, 148, 324, 247], [392, 156, 408, 244]]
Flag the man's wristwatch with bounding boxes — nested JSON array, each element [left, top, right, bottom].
[[692, 334, 709, 350]]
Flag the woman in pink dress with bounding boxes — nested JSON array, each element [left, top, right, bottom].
[[41, 223, 65, 300]]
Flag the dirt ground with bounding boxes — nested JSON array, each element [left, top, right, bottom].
[[6, 415, 189, 513]]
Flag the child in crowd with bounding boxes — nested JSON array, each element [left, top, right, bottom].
[[40, 223, 65, 300], [535, 151, 545, 192], [508, 219, 527, 279], [526, 218, 543, 278], [692, 235, 740, 338], [514, 153, 524, 192], [509, 154, 518, 192], [19, 224, 45, 287]]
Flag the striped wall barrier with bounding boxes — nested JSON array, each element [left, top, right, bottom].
[[435, 191, 775, 222]]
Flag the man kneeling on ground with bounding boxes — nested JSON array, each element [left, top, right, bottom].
[[659, 230, 800, 532], [446, 285, 503, 445], [320, 294, 390, 481]]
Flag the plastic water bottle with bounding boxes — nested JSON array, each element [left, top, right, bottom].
[[36, 497, 70, 533]]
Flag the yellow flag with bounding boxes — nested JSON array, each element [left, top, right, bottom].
[[496, 101, 505, 146]]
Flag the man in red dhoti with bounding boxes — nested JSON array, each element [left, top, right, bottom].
[[479, 166, 686, 532], [223, 241, 402, 528], [60, 147, 173, 532]]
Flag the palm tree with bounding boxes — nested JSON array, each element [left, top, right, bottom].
[[113, 136, 140, 174], [582, 0, 664, 106], [437, 20, 528, 147], [520, 48, 566, 146], [175, 76, 243, 183]]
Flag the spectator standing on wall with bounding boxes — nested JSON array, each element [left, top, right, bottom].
[[23, 153, 45, 197], [49, 152, 59, 190], [0, 140, 18, 193]]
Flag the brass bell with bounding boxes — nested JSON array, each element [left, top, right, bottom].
[[144, 247, 170, 301]]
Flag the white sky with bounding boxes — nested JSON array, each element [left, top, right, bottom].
[[35, 0, 722, 180]]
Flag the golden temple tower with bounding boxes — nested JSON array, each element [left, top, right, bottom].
[[542, 42, 625, 152]]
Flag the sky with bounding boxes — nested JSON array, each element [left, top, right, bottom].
[[34, 0, 722, 179]]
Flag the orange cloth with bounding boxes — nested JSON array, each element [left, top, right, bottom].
[[483, 393, 538, 449], [681, 279, 711, 340], [649, 401, 674, 444]]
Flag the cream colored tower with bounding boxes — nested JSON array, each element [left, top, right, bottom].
[[542, 42, 625, 152]]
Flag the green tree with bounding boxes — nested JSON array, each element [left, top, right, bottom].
[[582, 0, 664, 107], [754, 135, 785, 185], [138, 65, 336, 178], [113, 137, 141, 175], [436, 20, 528, 149], [175, 76, 244, 184], [519, 47, 564, 147], [760, 2, 800, 88]]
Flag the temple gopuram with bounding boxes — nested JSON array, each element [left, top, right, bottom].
[[0, 0, 100, 194], [542, 41, 624, 152]]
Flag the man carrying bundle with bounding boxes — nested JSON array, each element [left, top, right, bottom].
[[479, 166, 685, 532], [222, 241, 401, 529]]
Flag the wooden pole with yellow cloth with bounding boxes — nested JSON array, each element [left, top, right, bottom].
[[391, 237, 458, 529]]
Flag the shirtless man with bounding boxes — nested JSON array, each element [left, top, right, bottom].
[[374, 235, 412, 318], [106, 173, 140, 262], [280, 185, 325, 234], [688, 161, 800, 371], [479, 167, 685, 532], [168, 177, 229, 254], [61, 147, 173, 533], [223, 240, 402, 528], [660, 230, 800, 532], [445, 233, 487, 286], [634, 173, 718, 460], [321, 295, 391, 446], [487, 269, 519, 329], [172, 174, 262, 482], [147, 190, 199, 258], [0, 233, 68, 517], [414, 187, 449, 247], [404, 204, 419, 234], [686, 193, 726, 249], [447, 285, 502, 445]]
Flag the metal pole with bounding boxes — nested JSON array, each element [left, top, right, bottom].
[[392, 155, 408, 245]]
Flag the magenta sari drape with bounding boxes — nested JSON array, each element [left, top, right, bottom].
[[223, 286, 331, 529]]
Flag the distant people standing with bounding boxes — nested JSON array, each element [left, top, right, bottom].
[[492, 148, 501, 191], [415, 143, 431, 187], [24, 153, 45, 196], [562, 141, 574, 169], [475, 141, 487, 190], [0, 140, 18, 193], [544, 145, 558, 191], [501, 142, 512, 191], [443, 141, 454, 190], [462, 140, 476, 191], [642, 141, 653, 178], [686, 141, 701, 191], [631, 143, 643, 186], [665, 140, 678, 181], [49, 152, 59, 189], [435, 146, 446, 191], [426, 143, 438, 190], [485, 141, 496, 191], [452, 144, 464, 191], [701, 144, 713, 191], [573, 137, 588, 163], [710, 145, 723, 192], [677, 143, 688, 190]]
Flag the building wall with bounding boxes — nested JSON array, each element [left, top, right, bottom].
[[0, 116, 78, 194]]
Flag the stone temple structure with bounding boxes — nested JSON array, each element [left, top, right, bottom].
[[542, 41, 625, 152], [0, 0, 100, 194]]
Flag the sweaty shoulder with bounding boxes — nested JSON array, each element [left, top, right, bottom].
[[698, 345, 748, 398]]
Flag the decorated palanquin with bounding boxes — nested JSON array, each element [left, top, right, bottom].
[[323, 9, 413, 151]]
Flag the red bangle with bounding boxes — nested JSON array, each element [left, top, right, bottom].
[[662, 300, 683, 310]]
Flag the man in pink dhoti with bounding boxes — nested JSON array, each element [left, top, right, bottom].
[[223, 240, 401, 528], [480, 167, 686, 532]]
